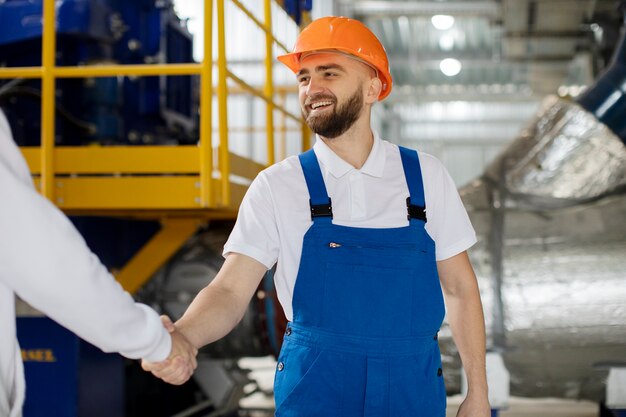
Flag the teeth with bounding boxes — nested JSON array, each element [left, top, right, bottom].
[[311, 101, 333, 109]]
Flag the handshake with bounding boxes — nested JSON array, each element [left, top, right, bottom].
[[141, 316, 198, 385]]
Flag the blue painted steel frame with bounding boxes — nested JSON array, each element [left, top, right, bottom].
[[16, 317, 124, 417]]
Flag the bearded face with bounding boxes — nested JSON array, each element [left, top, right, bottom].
[[302, 85, 364, 139]]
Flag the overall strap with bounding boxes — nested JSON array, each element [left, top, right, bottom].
[[298, 149, 333, 221], [398, 146, 427, 222]]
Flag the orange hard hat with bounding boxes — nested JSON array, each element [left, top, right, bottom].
[[277, 16, 393, 100]]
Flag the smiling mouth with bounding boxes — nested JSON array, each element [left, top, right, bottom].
[[309, 100, 334, 111]]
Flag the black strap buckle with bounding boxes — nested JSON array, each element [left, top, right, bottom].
[[310, 198, 333, 219], [406, 197, 426, 222]]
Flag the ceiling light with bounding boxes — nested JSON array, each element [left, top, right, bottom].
[[440, 58, 462, 76], [431, 15, 455, 30], [439, 34, 454, 51]]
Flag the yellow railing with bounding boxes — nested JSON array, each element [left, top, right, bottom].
[[0, 0, 306, 212], [0, 0, 307, 292]]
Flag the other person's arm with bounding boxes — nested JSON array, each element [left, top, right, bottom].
[[0, 111, 195, 376]]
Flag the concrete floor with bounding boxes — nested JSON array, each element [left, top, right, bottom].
[[446, 395, 597, 417], [238, 357, 600, 417]]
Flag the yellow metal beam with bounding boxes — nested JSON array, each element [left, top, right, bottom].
[[230, 153, 265, 180], [21, 146, 263, 181], [216, 0, 231, 206], [277, 92, 287, 161], [41, 0, 56, 201], [222, 182, 249, 211], [115, 218, 202, 294], [214, 126, 300, 133], [54, 63, 202, 78], [200, 0, 215, 207], [0, 68, 43, 79], [21, 146, 200, 174], [56, 180, 249, 219], [264, 0, 276, 166], [302, 121, 312, 152], [60, 209, 238, 220], [49, 177, 202, 210]]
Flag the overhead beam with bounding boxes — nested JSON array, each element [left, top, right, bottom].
[[387, 55, 571, 69], [386, 90, 541, 104], [348, 1, 502, 18]]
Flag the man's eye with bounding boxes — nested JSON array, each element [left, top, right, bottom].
[[298, 76, 310, 83], [325, 72, 337, 77]]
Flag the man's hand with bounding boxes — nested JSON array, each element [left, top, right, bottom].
[[142, 315, 198, 385], [456, 392, 491, 417]]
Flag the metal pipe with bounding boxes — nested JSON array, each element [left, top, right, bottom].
[[456, 6, 626, 399], [487, 162, 508, 350], [480, 22, 626, 207]]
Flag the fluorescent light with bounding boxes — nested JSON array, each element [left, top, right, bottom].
[[431, 15, 455, 30], [440, 58, 462, 76], [439, 34, 455, 51]]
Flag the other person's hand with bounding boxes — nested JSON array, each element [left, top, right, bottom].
[[141, 315, 198, 385]]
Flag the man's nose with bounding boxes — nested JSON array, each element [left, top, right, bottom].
[[305, 77, 324, 96]]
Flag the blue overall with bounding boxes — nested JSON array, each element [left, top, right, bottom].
[[273, 147, 446, 417]]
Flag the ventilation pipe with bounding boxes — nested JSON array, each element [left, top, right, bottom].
[[451, 7, 626, 400], [480, 10, 626, 208]]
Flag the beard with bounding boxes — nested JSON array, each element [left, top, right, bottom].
[[303, 87, 364, 139]]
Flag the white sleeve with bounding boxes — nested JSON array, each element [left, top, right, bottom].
[[0, 110, 32, 185], [422, 155, 477, 261], [0, 137, 171, 363], [223, 171, 279, 269]]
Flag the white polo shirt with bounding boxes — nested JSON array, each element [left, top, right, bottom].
[[224, 133, 477, 321]]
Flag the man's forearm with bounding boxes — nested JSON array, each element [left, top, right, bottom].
[[175, 283, 248, 348], [438, 252, 488, 395], [446, 289, 488, 394]]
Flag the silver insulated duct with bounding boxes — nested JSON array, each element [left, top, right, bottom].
[[442, 17, 626, 401], [482, 95, 626, 207]]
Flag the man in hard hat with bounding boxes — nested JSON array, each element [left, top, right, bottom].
[[0, 109, 197, 417], [144, 16, 489, 416]]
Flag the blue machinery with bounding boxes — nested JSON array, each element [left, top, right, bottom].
[[0, 0, 196, 147]]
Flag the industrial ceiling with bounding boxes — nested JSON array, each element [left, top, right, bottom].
[[335, 0, 623, 102]]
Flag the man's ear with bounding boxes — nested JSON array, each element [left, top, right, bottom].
[[365, 77, 383, 104]]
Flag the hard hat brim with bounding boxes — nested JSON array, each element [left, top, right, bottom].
[[277, 48, 392, 100]]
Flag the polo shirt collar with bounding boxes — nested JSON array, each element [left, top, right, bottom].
[[313, 131, 386, 179]]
